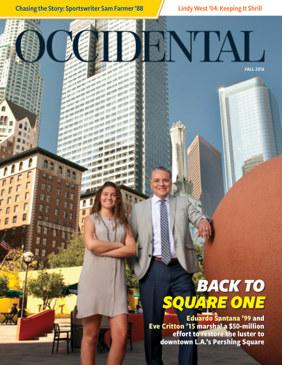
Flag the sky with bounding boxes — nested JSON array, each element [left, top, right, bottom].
[[0, 17, 281, 192]]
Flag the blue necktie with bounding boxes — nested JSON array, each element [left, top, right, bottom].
[[160, 200, 171, 265]]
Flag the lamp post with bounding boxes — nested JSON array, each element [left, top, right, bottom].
[[20, 251, 34, 318]]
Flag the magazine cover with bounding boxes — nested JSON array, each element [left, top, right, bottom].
[[0, 1, 281, 364]]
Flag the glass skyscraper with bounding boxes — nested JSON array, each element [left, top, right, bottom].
[[219, 77, 282, 191], [0, 20, 44, 142], [57, 19, 170, 195]]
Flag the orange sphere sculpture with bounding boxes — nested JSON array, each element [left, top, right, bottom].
[[204, 155, 282, 365]]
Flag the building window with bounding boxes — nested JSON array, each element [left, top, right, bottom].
[[129, 196, 132, 203], [40, 194, 45, 201], [71, 184, 75, 190], [9, 177, 14, 184], [26, 182, 30, 189], [24, 203, 28, 210], [48, 185, 52, 192], [0, 209, 2, 216], [82, 210, 86, 215], [50, 162, 54, 171], [63, 211, 68, 218], [5, 218, 9, 225], [38, 215, 43, 221], [0, 200, 3, 206], [56, 198, 60, 205], [90, 198, 94, 205], [83, 200, 86, 207], [72, 172, 76, 180], [1, 189, 4, 196], [57, 188, 61, 195], [68, 223, 72, 228], [43, 227, 49, 235], [53, 229, 57, 237], [44, 160, 48, 168], [22, 225, 26, 233], [70, 193, 74, 200], [49, 175, 53, 182], [64, 201, 68, 208], [17, 175, 22, 181], [39, 204, 44, 211], [43, 238, 47, 246], [42, 249, 46, 257], [69, 213, 73, 220], [35, 248, 39, 256], [8, 187, 12, 194], [58, 166, 62, 175], [25, 192, 29, 199], [43, 173, 47, 180], [28, 159, 33, 168], [4, 168, 8, 176], [45, 217, 49, 222], [7, 197, 11, 204], [61, 242, 65, 249], [67, 170, 70, 178], [125, 194, 128, 201], [16, 185, 21, 192], [36, 237, 41, 244], [15, 195, 19, 202], [6, 207, 10, 214], [55, 209, 59, 216], [19, 162, 23, 171], [22, 213, 27, 221], [20, 236, 24, 245], [14, 205, 18, 213], [63, 222, 67, 227], [46, 206, 50, 213], [11, 165, 15, 173], [135, 198, 137, 203], [27, 171, 31, 179], [54, 219, 58, 225], [52, 240, 56, 248], [66, 182, 70, 189], [70, 203, 74, 209], [57, 178, 61, 185], [41, 183, 46, 190], [62, 231, 66, 239], [37, 226, 42, 233], [65, 191, 69, 198], [12, 227, 16, 234]]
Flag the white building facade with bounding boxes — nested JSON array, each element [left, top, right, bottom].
[[219, 77, 282, 191], [57, 19, 170, 195], [0, 19, 44, 142]]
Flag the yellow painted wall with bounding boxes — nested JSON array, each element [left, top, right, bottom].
[[18, 266, 82, 318], [17, 266, 138, 318]]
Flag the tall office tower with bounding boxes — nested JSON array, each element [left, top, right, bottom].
[[187, 135, 224, 218], [219, 77, 282, 191], [57, 19, 170, 195], [0, 20, 44, 142], [170, 121, 187, 182]]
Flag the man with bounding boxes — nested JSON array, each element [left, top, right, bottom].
[[128, 166, 212, 365]]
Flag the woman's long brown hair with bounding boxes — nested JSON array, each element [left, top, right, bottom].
[[91, 181, 128, 229]]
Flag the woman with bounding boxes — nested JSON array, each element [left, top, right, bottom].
[[77, 181, 136, 365]]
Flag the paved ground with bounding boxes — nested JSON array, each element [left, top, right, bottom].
[[0, 326, 260, 365]]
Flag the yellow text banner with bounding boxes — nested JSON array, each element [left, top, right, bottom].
[[1, 0, 165, 18]]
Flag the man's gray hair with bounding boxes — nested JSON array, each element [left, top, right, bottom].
[[150, 166, 172, 180]]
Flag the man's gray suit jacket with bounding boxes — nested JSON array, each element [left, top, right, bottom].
[[128, 195, 202, 280]]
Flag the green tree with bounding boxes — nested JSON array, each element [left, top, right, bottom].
[[192, 243, 206, 294], [48, 232, 85, 268], [26, 270, 65, 310], [0, 275, 9, 296], [126, 264, 139, 294]]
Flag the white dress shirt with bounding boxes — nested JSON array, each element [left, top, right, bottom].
[[151, 194, 176, 259]]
